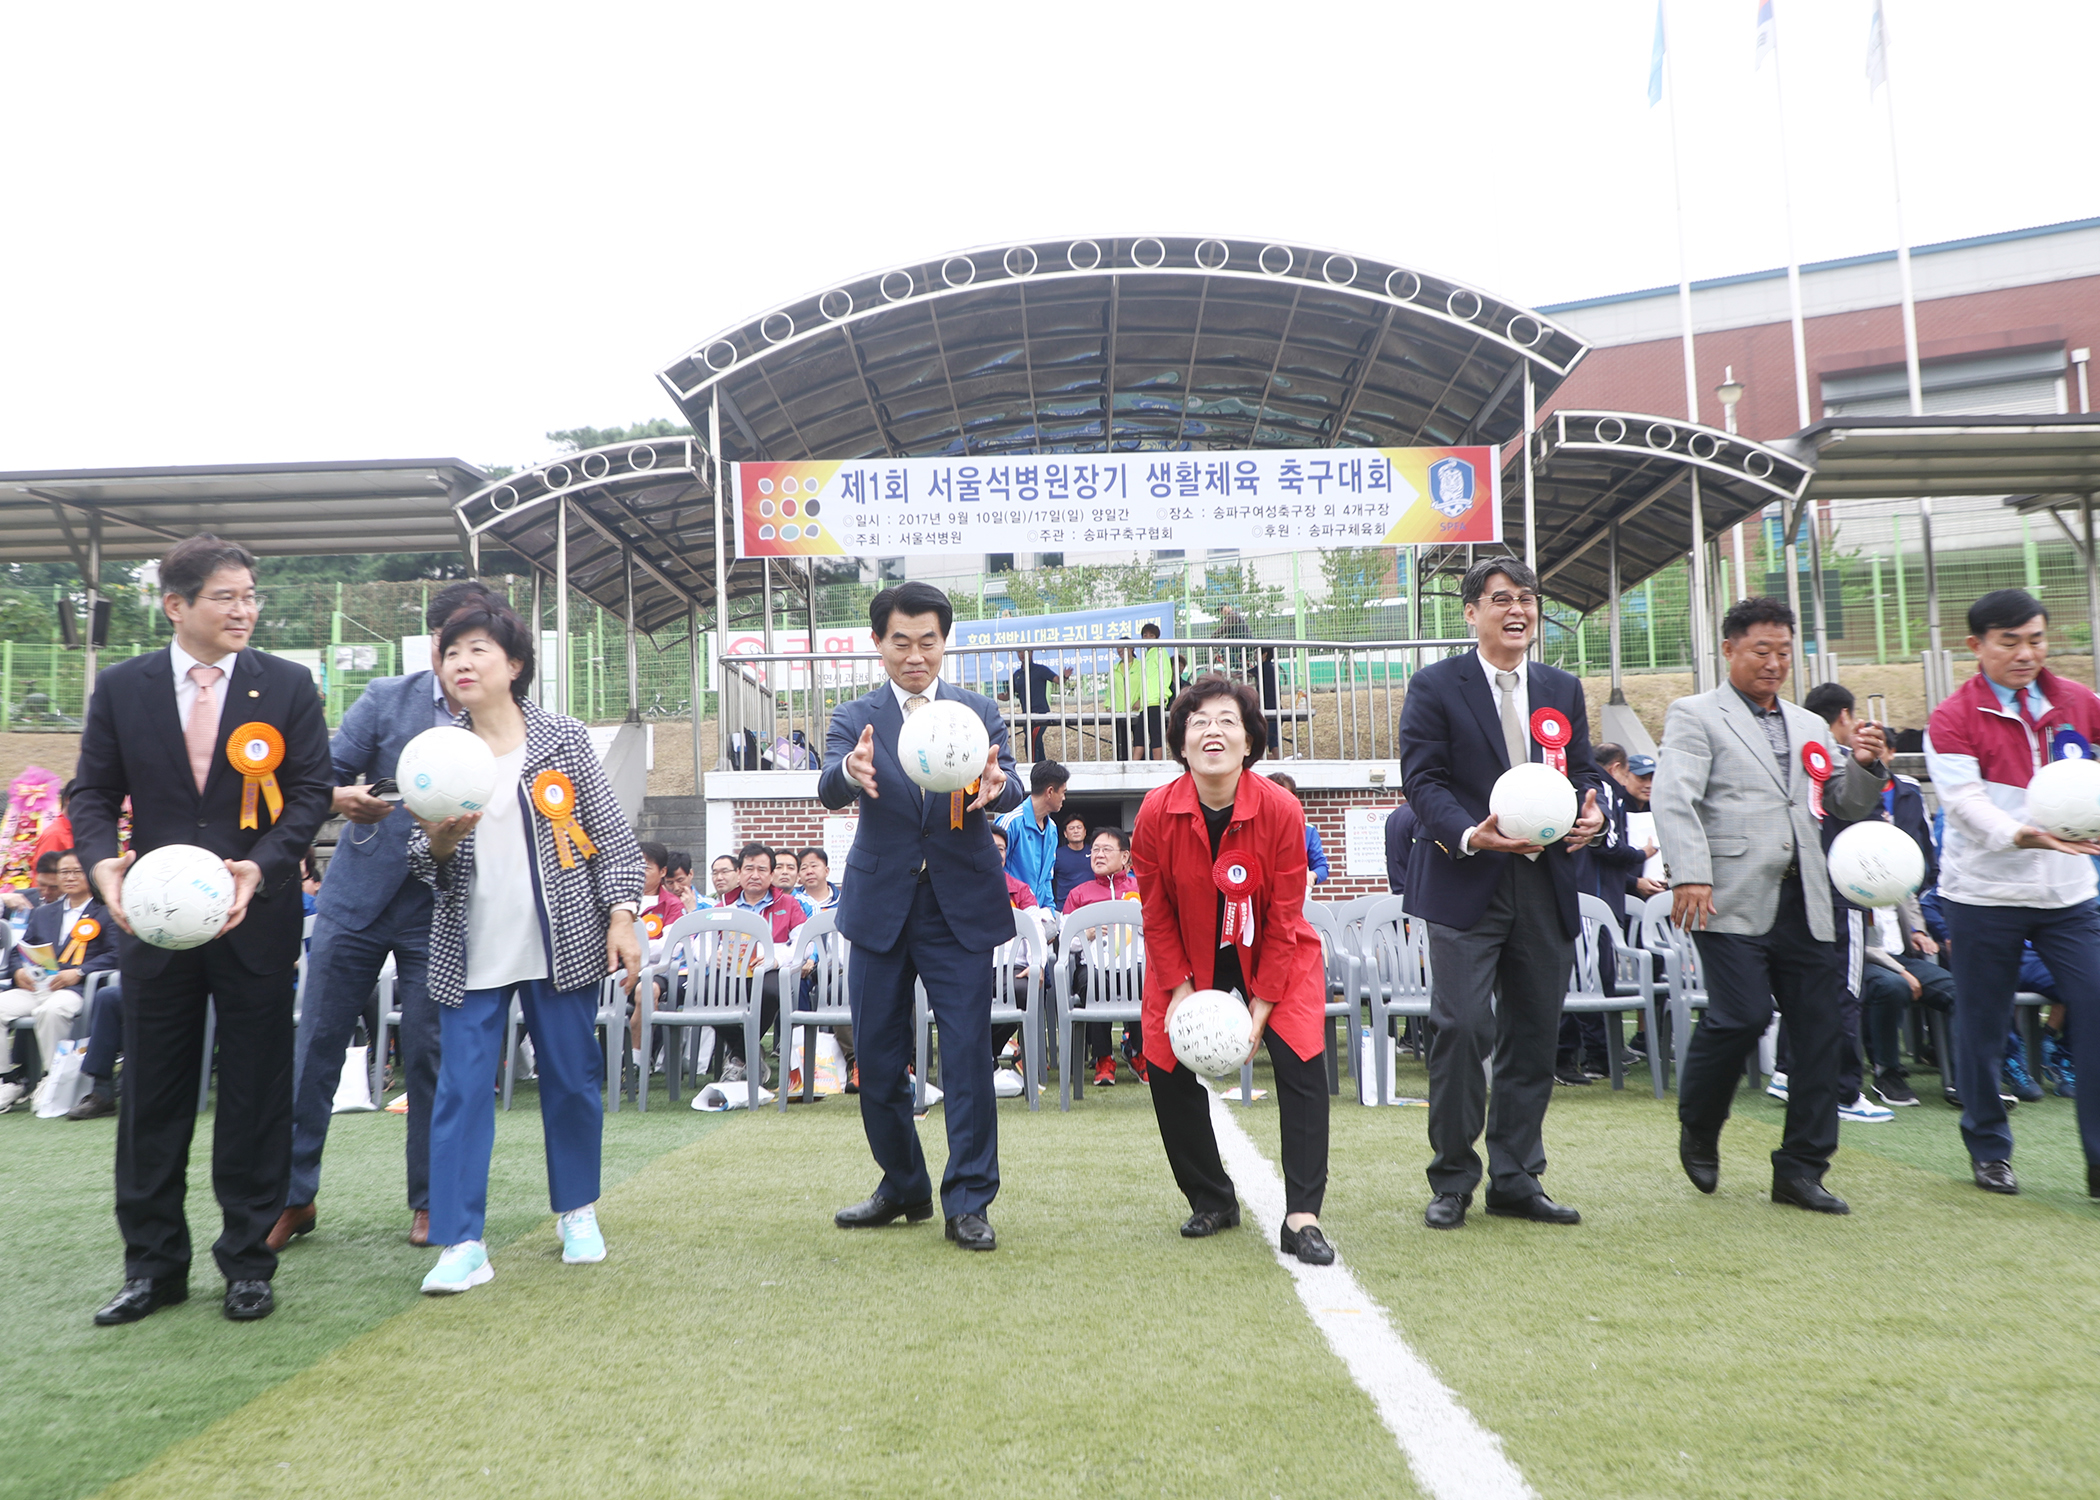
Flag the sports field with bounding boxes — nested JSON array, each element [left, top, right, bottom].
[[8, 1052, 2097, 1500]]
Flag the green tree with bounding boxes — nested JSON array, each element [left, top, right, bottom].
[[546, 418, 693, 452]]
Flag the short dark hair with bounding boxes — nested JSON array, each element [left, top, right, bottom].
[[667, 851, 693, 876], [796, 847, 825, 866], [161, 534, 257, 604], [1090, 825, 1131, 852], [736, 842, 772, 870], [639, 841, 669, 869], [710, 853, 737, 871], [427, 579, 499, 633], [1969, 588, 2048, 637], [1140, 622, 1161, 638], [438, 598, 537, 700], [58, 779, 73, 806], [34, 850, 62, 875], [1461, 555, 1538, 607], [1267, 771, 1303, 804], [870, 580, 954, 638], [54, 848, 82, 868], [1030, 760, 1070, 795], [990, 825, 1008, 848], [1595, 742, 1627, 769], [1722, 595, 1796, 641], [1165, 673, 1268, 769], [1802, 683, 1856, 724]]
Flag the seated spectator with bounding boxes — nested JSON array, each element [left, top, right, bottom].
[[707, 854, 738, 905], [665, 851, 697, 913], [1268, 773, 1327, 886], [1053, 814, 1093, 910], [718, 843, 806, 1085], [988, 826, 1039, 1075], [2, 849, 64, 917], [0, 850, 119, 1113], [989, 827, 1038, 911], [795, 848, 841, 916], [65, 977, 126, 1119], [1854, 891, 1954, 1106], [770, 848, 800, 900], [1062, 826, 1144, 1086], [638, 841, 685, 932]]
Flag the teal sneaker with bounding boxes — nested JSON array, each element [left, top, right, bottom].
[[558, 1204, 606, 1264], [420, 1241, 493, 1295]]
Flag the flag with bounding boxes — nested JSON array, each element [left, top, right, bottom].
[[1755, 0, 1776, 69], [1866, 0, 1889, 94], [1647, 0, 1666, 105]]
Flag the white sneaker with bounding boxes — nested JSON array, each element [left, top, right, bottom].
[[720, 1058, 746, 1083], [1766, 1071, 1789, 1102], [421, 1241, 493, 1294], [1839, 1093, 1894, 1124], [0, 1080, 24, 1113], [558, 1204, 606, 1264]]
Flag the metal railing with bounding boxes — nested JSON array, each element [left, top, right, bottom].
[[715, 636, 1477, 771]]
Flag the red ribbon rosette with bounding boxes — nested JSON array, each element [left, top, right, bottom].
[[1530, 707, 1571, 773], [1214, 853, 1262, 949], [1801, 740, 1833, 819]]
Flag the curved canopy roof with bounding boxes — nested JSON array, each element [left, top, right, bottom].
[[657, 235, 1588, 463]]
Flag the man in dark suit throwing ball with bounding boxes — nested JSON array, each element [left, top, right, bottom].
[[819, 582, 1023, 1250]]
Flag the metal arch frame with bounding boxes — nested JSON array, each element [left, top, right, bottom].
[[655, 234, 1588, 409], [1535, 409, 1812, 511]]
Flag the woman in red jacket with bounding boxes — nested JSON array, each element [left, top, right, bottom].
[[1130, 674, 1333, 1265]]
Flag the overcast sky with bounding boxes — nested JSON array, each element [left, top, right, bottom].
[[5, 0, 2093, 477]]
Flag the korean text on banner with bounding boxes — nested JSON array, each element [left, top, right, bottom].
[[731, 449, 1500, 559], [950, 603, 1176, 687]]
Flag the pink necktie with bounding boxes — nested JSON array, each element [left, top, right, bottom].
[[186, 665, 224, 794]]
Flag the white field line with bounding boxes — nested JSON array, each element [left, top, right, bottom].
[[1205, 1084, 1537, 1500]]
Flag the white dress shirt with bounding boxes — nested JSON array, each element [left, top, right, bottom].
[[170, 640, 241, 726], [1462, 648, 1534, 857]]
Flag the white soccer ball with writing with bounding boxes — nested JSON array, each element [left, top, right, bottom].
[[1826, 820, 1926, 909], [897, 699, 990, 794], [1168, 988, 1254, 1078], [125, 843, 235, 950], [2026, 755, 2100, 841], [397, 726, 499, 822], [1489, 762, 1578, 845]]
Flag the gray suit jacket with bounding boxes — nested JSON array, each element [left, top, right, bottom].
[[1650, 686, 1887, 941], [317, 670, 445, 932]]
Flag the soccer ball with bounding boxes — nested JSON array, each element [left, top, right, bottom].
[[125, 844, 235, 950], [396, 726, 499, 822], [1826, 820, 1926, 909], [897, 700, 990, 793], [1168, 988, 1254, 1078], [1489, 762, 1578, 845], [2025, 755, 2100, 841]]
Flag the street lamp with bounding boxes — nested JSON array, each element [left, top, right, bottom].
[[1716, 368, 1749, 600]]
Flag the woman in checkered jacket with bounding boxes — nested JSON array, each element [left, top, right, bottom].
[[406, 598, 645, 1296]]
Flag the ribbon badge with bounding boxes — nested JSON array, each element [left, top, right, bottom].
[[59, 915, 99, 968], [227, 723, 286, 830], [1801, 740, 1834, 819], [641, 911, 665, 939], [531, 768, 598, 869], [2051, 726, 2093, 762], [1530, 707, 1571, 774], [949, 777, 984, 832], [1214, 853, 1262, 949]]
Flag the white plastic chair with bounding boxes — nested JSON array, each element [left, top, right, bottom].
[[1634, 890, 1707, 1091], [1053, 903, 1144, 1110], [631, 907, 775, 1111], [1301, 901, 1361, 1095], [914, 906, 1046, 1112], [1355, 895, 1431, 1106], [779, 910, 852, 1110], [1566, 893, 1665, 1097]]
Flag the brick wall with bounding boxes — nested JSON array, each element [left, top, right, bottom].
[[728, 800, 839, 861]]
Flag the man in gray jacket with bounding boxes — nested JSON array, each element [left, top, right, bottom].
[[1651, 597, 1889, 1213]]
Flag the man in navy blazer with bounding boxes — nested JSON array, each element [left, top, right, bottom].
[[1399, 556, 1607, 1231], [819, 582, 1022, 1250], [73, 535, 334, 1324], [271, 580, 496, 1254]]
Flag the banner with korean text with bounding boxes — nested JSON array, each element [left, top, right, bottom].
[[731, 447, 1500, 558]]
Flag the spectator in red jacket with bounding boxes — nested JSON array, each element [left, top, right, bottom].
[[719, 842, 806, 1084], [1131, 673, 1333, 1264], [1063, 825, 1144, 1086], [989, 826, 1038, 911]]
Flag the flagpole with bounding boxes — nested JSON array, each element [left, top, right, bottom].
[[1769, 16, 1812, 432], [1875, 0, 1937, 653], [1661, 0, 1711, 691]]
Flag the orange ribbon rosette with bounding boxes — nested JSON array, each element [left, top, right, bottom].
[[642, 911, 664, 939], [59, 916, 100, 967], [227, 723, 286, 829], [531, 768, 598, 868]]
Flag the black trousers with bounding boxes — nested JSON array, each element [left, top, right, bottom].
[[117, 941, 296, 1283], [723, 971, 779, 1062], [1113, 706, 1165, 761], [1149, 1028, 1329, 1218], [1681, 877, 1844, 1180]]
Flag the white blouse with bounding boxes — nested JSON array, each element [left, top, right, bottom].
[[463, 742, 549, 992]]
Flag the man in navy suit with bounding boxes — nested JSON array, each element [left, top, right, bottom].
[[270, 580, 496, 1254], [1399, 556, 1607, 1230], [819, 581, 1022, 1250], [73, 534, 334, 1324]]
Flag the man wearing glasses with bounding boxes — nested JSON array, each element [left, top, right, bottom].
[[1398, 557, 1607, 1231]]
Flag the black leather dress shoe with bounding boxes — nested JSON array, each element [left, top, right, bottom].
[[94, 1276, 188, 1326], [945, 1213, 996, 1251], [1771, 1175, 1850, 1214], [1972, 1159, 2019, 1195], [66, 1088, 116, 1120], [834, 1193, 934, 1228], [1486, 1192, 1582, 1225], [1280, 1223, 1335, 1265], [1679, 1127, 1720, 1195], [1552, 1064, 1593, 1086], [1424, 1192, 1470, 1230], [1180, 1207, 1241, 1238], [224, 1280, 275, 1321]]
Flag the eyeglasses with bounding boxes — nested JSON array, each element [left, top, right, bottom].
[[199, 591, 265, 611], [1187, 714, 1242, 733], [1484, 591, 1539, 609]]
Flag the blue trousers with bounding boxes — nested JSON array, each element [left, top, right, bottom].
[[287, 880, 437, 1211], [847, 878, 999, 1218], [1942, 897, 2100, 1167], [83, 980, 124, 1079], [428, 978, 603, 1247]]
